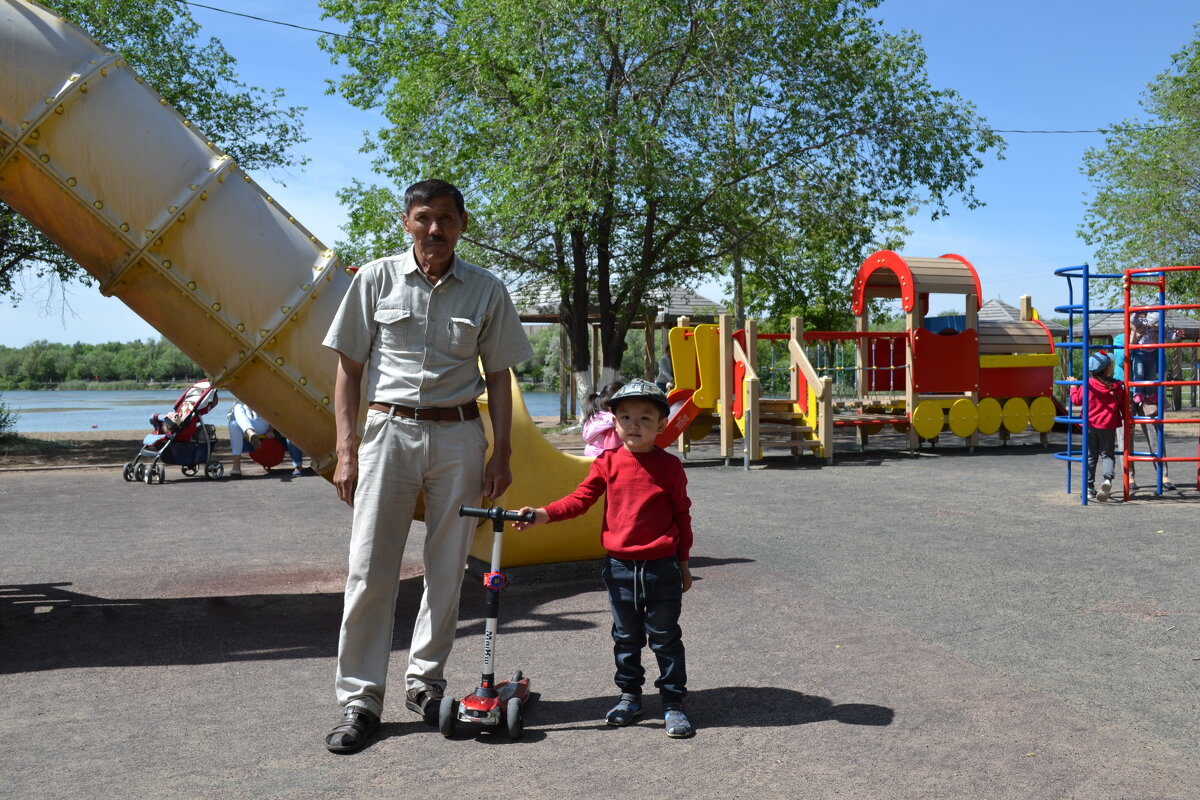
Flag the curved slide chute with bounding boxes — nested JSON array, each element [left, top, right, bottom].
[[0, 1, 598, 565]]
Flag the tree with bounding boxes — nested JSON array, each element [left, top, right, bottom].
[[320, 0, 1001, 397], [0, 0, 309, 302], [1080, 26, 1200, 303]]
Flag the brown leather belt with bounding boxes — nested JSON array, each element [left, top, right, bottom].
[[368, 401, 479, 422]]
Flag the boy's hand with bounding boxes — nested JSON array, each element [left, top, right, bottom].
[[513, 507, 548, 531], [680, 560, 692, 593]]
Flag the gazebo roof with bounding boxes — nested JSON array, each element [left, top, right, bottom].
[[510, 281, 726, 322], [1084, 310, 1200, 337], [980, 298, 1068, 336]]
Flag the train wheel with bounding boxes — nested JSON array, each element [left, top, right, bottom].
[[947, 398, 978, 438], [976, 397, 1002, 435], [911, 400, 945, 440], [1029, 396, 1056, 433], [1002, 397, 1030, 434]]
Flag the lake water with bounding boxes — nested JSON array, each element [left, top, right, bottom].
[[1, 389, 565, 434]]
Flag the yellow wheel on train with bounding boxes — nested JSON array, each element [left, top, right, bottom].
[[976, 397, 1002, 435], [912, 399, 945, 440], [864, 422, 884, 435], [1002, 396, 1029, 433], [1029, 396, 1056, 433], [947, 397, 978, 438]]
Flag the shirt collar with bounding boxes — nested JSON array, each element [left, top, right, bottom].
[[402, 247, 463, 284]]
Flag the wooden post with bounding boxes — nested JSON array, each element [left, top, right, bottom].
[[789, 316, 804, 403], [644, 315, 656, 381], [745, 318, 759, 466], [1019, 295, 1033, 321], [719, 313, 734, 464], [855, 312, 868, 403]]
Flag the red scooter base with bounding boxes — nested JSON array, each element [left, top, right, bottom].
[[440, 670, 531, 739]]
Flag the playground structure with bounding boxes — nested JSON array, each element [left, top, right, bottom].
[[656, 251, 1061, 466], [1055, 263, 1200, 505], [0, 0, 601, 566]]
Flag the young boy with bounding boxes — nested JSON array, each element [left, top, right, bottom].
[[514, 379, 695, 738], [1068, 351, 1126, 502]]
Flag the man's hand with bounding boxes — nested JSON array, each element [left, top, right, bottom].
[[333, 451, 358, 508], [483, 451, 512, 500]]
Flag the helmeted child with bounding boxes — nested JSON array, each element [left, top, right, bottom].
[[515, 378, 696, 737], [1069, 352, 1126, 502]]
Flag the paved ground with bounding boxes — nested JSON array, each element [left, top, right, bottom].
[[2, 429, 1199, 799]]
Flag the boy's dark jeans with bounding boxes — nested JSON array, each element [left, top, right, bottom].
[[602, 555, 687, 705]]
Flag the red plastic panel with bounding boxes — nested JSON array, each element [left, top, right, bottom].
[[979, 366, 1054, 399], [911, 328, 978, 394]]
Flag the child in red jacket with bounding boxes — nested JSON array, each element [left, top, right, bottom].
[[515, 379, 695, 738], [1069, 352, 1126, 502]]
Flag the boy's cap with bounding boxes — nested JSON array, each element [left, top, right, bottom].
[[605, 378, 670, 417], [1088, 351, 1112, 374]]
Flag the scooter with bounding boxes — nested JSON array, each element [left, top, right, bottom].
[[440, 504, 535, 739]]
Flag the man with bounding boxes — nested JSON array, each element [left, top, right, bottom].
[[321, 179, 532, 753]]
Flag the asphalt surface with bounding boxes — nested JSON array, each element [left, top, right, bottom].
[[2, 429, 1199, 799]]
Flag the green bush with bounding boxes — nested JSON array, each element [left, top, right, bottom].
[[0, 393, 18, 436]]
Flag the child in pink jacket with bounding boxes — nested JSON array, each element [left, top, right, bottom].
[[581, 380, 624, 457], [1069, 352, 1125, 502]]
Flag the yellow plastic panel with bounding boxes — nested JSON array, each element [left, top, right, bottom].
[[1029, 396, 1057, 433], [691, 324, 723, 409], [947, 397, 978, 438], [912, 399, 945, 440], [976, 397, 1002, 435], [1002, 397, 1030, 433]]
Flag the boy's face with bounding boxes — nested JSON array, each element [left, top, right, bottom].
[[612, 398, 667, 453]]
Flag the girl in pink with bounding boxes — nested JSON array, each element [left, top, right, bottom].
[[581, 380, 624, 457], [1069, 351, 1125, 502]]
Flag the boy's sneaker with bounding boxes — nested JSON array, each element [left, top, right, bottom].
[[1087, 487, 1097, 500], [605, 693, 642, 727], [664, 705, 695, 739], [1096, 479, 1111, 502]]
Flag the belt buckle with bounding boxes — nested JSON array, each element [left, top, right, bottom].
[[413, 406, 439, 421]]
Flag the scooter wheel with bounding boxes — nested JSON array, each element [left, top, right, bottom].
[[438, 696, 458, 739], [505, 696, 523, 740]]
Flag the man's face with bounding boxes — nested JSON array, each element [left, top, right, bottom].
[[402, 196, 467, 269], [612, 398, 667, 453]]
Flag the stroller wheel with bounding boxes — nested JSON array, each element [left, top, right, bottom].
[[153, 463, 166, 484], [122, 463, 135, 482], [134, 463, 146, 482], [181, 464, 198, 477], [205, 461, 224, 480]]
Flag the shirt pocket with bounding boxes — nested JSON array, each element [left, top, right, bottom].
[[374, 306, 412, 349], [446, 316, 481, 359]]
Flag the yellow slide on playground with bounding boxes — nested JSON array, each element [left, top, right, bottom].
[[0, 1, 601, 566]]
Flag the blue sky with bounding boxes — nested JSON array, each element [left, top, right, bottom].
[[2, 0, 1198, 346]]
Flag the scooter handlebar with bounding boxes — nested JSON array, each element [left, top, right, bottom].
[[459, 504, 536, 523]]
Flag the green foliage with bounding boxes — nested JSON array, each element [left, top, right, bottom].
[[320, 0, 1001, 366], [1, 0, 308, 301], [1080, 25, 1200, 304], [0, 338, 202, 389], [513, 326, 561, 390], [0, 393, 17, 436]]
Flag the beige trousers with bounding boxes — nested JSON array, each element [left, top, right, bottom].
[[336, 409, 487, 716]]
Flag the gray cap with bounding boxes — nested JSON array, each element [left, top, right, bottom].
[[604, 378, 670, 417]]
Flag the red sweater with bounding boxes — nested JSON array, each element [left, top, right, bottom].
[[544, 446, 693, 562], [1069, 375, 1125, 429]]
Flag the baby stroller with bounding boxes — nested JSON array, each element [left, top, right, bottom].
[[123, 379, 224, 484]]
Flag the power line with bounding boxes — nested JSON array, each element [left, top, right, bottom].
[[174, 2, 1169, 137], [176, 0, 379, 44]]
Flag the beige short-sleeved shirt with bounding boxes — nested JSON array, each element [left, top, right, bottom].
[[322, 248, 533, 407]]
